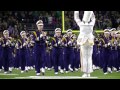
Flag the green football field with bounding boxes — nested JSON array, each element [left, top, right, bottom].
[[0, 68, 120, 79]]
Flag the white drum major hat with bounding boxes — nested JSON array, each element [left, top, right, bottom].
[[82, 11, 93, 23]]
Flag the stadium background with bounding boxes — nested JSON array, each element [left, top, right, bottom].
[[0, 11, 120, 79]]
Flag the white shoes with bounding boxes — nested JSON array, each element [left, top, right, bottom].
[[108, 67, 112, 73], [96, 67, 100, 70], [87, 74, 90, 77], [41, 68, 45, 73], [82, 73, 91, 77], [82, 73, 87, 77], [27, 66, 30, 70], [25, 67, 28, 71], [36, 73, 40, 76], [104, 72, 108, 75], [30, 67, 33, 70], [47, 68, 51, 71], [4, 72, 8, 74], [21, 71, 24, 73], [55, 72, 58, 75], [9, 67, 12, 72], [66, 71, 69, 73], [45, 67, 48, 69], [75, 68, 78, 71], [0, 69, 2, 72], [60, 69, 64, 74], [93, 65, 96, 70], [113, 67, 117, 71]]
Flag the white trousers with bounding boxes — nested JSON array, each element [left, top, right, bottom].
[[80, 43, 93, 74]]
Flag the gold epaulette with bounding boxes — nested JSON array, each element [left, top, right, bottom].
[[100, 38, 105, 44], [111, 37, 115, 44], [51, 37, 56, 43], [0, 37, 4, 43], [18, 39, 22, 44], [62, 37, 67, 42], [33, 31, 37, 38]]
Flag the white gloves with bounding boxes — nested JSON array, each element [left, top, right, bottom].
[[54, 43, 57, 47], [65, 44, 67, 47], [2, 44, 5, 47], [58, 41, 61, 45], [36, 37, 39, 41], [40, 34, 43, 38], [108, 42, 110, 46], [68, 41, 72, 45], [105, 44, 107, 47], [23, 43, 27, 47]]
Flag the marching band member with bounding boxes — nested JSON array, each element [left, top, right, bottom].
[[109, 28, 118, 72], [103, 29, 111, 74], [63, 29, 75, 73], [33, 20, 46, 76], [2, 30, 11, 74], [51, 28, 65, 74], [19, 31, 28, 73]]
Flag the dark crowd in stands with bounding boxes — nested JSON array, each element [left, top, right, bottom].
[[0, 11, 62, 37], [65, 11, 120, 30]]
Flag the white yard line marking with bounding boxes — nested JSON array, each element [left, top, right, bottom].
[[0, 73, 18, 75], [14, 76, 98, 79]]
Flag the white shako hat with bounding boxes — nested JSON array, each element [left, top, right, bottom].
[[20, 31, 26, 36], [55, 28, 61, 33], [3, 30, 9, 35], [82, 11, 93, 23]]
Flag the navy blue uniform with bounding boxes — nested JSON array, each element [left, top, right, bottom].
[[63, 35, 75, 71], [0, 40, 3, 70], [117, 38, 120, 69], [33, 31, 46, 73], [74, 45, 80, 69], [19, 38, 28, 71], [45, 36, 52, 69], [14, 39, 21, 69], [2, 37, 11, 72], [92, 38, 99, 67], [51, 36, 64, 73], [9, 38, 15, 68], [103, 37, 110, 73], [110, 38, 119, 71]]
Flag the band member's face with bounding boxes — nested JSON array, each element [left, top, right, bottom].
[[4, 33, 9, 38], [37, 25, 43, 31], [56, 32, 61, 37], [67, 32, 72, 36], [21, 33, 26, 38], [104, 33, 110, 38], [111, 31, 116, 37]]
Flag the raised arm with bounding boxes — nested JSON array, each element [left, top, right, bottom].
[[74, 11, 81, 26], [90, 12, 96, 26]]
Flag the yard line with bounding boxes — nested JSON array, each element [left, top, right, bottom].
[[0, 73, 18, 75], [15, 76, 98, 79]]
